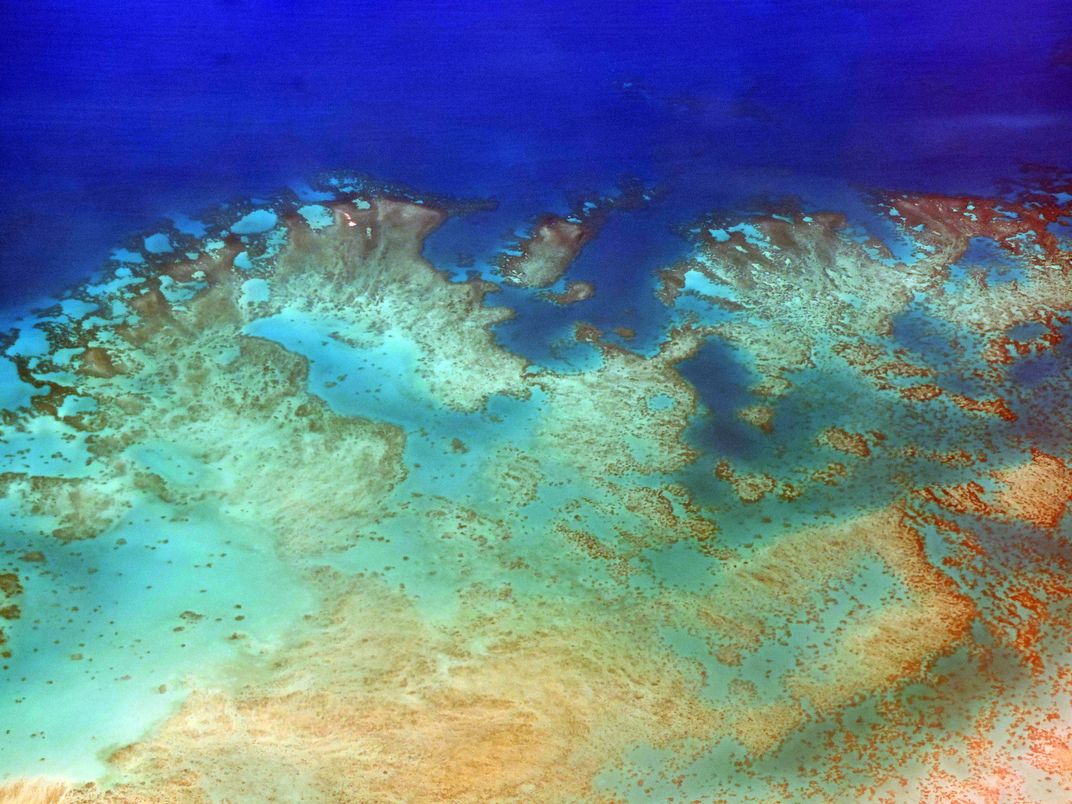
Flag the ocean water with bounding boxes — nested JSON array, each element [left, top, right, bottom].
[[2, 2, 1072, 801]]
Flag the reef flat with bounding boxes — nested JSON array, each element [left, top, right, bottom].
[[2, 170, 1072, 801]]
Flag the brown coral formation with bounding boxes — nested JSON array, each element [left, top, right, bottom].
[[819, 426, 871, 458], [714, 460, 776, 503], [276, 198, 531, 411], [529, 323, 704, 476], [658, 207, 946, 396], [497, 215, 593, 288], [0, 571, 21, 654], [540, 278, 595, 305], [737, 403, 774, 433]]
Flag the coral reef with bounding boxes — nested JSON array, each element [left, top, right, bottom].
[[3, 170, 1072, 801]]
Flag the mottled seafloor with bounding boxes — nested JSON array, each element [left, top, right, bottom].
[[2, 170, 1072, 802]]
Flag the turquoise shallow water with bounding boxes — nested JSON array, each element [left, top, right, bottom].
[[1, 497, 314, 777]]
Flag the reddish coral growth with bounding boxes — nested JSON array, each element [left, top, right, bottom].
[[884, 184, 1072, 265], [984, 312, 1069, 366], [900, 445, 981, 467], [916, 481, 994, 518], [916, 451, 1072, 529], [912, 449, 1072, 676], [897, 383, 1017, 421], [1026, 724, 1072, 781], [948, 392, 1017, 422], [1007, 586, 1049, 673], [991, 450, 1072, 529], [973, 566, 1072, 676]]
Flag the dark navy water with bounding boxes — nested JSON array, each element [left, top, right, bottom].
[[2, 0, 1071, 307]]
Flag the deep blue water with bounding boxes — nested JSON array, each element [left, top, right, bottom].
[[1, 0, 1071, 306]]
